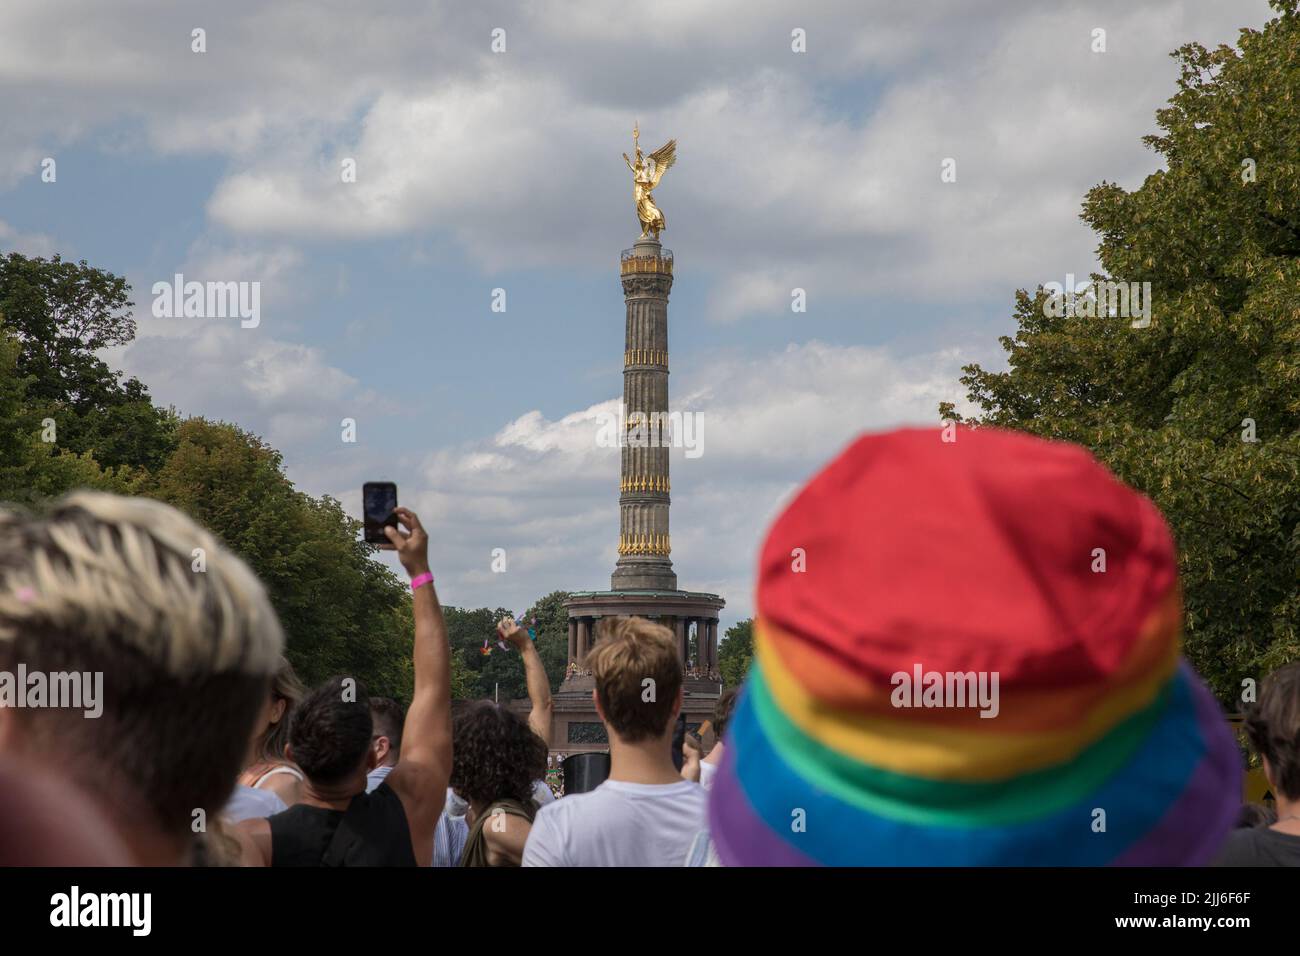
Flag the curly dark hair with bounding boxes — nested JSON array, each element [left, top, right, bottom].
[[450, 701, 548, 809]]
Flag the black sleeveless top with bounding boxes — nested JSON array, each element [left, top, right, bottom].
[[269, 782, 417, 867]]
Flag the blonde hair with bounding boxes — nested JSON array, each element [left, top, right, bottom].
[[0, 491, 284, 836], [588, 617, 682, 742], [256, 655, 305, 764], [0, 491, 283, 675]]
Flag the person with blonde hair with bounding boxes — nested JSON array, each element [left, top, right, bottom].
[[223, 656, 306, 822], [237, 656, 306, 807], [0, 491, 284, 865], [522, 616, 706, 867]]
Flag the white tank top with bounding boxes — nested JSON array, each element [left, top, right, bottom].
[[252, 765, 304, 789]]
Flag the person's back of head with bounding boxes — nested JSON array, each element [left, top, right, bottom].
[[369, 696, 405, 769], [1245, 662, 1300, 804], [704, 688, 739, 764], [290, 677, 373, 788], [713, 688, 739, 742], [450, 700, 547, 810], [588, 616, 682, 744], [0, 491, 283, 863]]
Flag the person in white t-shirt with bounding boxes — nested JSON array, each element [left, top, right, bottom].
[[523, 617, 706, 867]]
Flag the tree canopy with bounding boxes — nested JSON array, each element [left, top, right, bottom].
[[718, 619, 754, 688], [443, 589, 569, 701], [0, 253, 177, 473]]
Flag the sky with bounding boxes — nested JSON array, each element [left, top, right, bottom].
[[0, 0, 1278, 633]]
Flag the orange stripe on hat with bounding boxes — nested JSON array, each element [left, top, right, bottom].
[[758, 586, 1183, 733]]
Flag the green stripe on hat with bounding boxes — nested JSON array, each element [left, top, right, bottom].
[[748, 661, 1173, 828]]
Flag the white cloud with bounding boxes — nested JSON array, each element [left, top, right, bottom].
[[0, 1, 1273, 311], [0, 0, 1275, 627], [0, 219, 57, 257]]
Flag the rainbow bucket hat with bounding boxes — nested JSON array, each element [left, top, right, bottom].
[[709, 427, 1241, 865]]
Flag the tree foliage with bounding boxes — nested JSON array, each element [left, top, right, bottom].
[[718, 619, 754, 688], [0, 253, 177, 473], [136, 418, 415, 697], [442, 590, 569, 701], [941, 2, 1300, 700], [0, 253, 419, 700]]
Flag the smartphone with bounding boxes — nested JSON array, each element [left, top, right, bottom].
[[362, 482, 398, 544]]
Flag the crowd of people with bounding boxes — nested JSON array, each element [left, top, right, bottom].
[[683, 666, 723, 682], [0, 426, 1296, 866]]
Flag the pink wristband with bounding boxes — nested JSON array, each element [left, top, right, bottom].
[[410, 572, 434, 591]]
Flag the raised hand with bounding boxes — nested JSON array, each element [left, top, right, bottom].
[[382, 507, 430, 577], [497, 616, 531, 651]]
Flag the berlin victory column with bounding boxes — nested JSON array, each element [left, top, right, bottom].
[[543, 129, 726, 752]]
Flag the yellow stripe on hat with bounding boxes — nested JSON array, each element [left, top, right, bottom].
[[755, 621, 1180, 782]]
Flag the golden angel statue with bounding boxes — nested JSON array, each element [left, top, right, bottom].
[[622, 123, 676, 240]]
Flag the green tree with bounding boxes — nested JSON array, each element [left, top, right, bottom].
[[443, 605, 515, 699], [0, 319, 127, 504], [0, 252, 176, 472], [0, 321, 36, 494], [941, 2, 1300, 701], [522, 590, 572, 693], [441, 592, 571, 700], [718, 619, 754, 688]]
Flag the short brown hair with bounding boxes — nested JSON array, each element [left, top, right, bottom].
[[369, 696, 405, 757], [588, 617, 681, 742], [713, 688, 740, 740], [1245, 662, 1300, 801]]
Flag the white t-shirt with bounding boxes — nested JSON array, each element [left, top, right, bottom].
[[223, 784, 288, 823], [522, 779, 707, 867], [698, 760, 719, 791]]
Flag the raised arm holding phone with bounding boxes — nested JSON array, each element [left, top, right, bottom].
[[237, 505, 452, 867], [380, 507, 453, 866]]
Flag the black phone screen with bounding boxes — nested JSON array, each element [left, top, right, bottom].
[[363, 482, 398, 544]]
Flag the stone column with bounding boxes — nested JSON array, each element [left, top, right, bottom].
[[708, 621, 718, 671], [612, 237, 677, 592], [674, 617, 687, 664], [568, 619, 577, 665], [578, 618, 591, 664]]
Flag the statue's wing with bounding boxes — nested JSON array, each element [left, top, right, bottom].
[[649, 139, 676, 185]]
